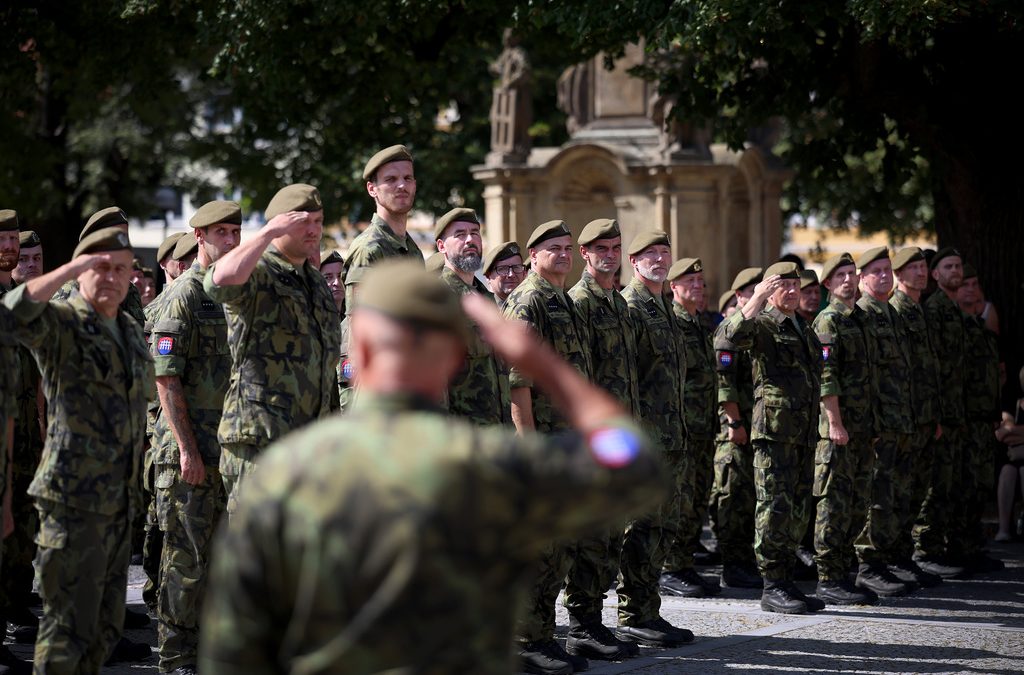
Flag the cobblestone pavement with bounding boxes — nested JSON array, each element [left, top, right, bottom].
[[6, 540, 1023, 673]]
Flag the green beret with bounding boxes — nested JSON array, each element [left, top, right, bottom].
[[891, 246, 925, 271], [80, 206, 128, 241], [356, 259, 470, 344], [578, 218, 620, 246], [425, 250, 446, 273], [930, 246, 962, 270], [820, 253, 855, 283], [73, 226, 132, 259], [363, 144, 414, 182], [526, 220, 572, 249], [19, 230, 40, 248], [172, 233, 198, 261], [142, 266, 155, 280], [764, 261, 800, 279], [857, 246, 889, 270], [157, 232, 186, 263], [0, 209, 18, 231], [265, 184, 322, 221], [962, 262, 978, 279], [799, 269, 819, 289], [667, 257, 702, 280], [482, 241, 522, 274], [319, 249, 344, 268], [627, 230, 670, 256], [718, 289, 736, 314], [730, 267, 763, 292], [433, 207, 480, 240], [190, 200, 242, 229]]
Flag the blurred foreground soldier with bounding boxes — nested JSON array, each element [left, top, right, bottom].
[[505, 220, 595, 674], [564, 219, 641, 661], [662, 257, 721, 598], [890, 248, 945, 587], [720, 262, 824, 614], [150, 201, 241, 674], [3, 226, 154, 673], [199, 261, 667, 675], [12, 230, 43, 284], [434, 208, 511, 426], [617, 230, 695, 647], [425, 250, 446, 274], [344, 145, 422, 311], [204, 184, 340, 517], [810, 254, 876, 605], [318, 250, 345, 314], [483, 241, 526, 307], [797, 270, 821, 323]]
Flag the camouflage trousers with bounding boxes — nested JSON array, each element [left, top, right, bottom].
[[155, 463, 226, 672], [898, 424, 936, 561], [752, 441, 813, 580], [914, 425, 963, 560], [952, 421, 996, 559], [812, 437, 873, 580], [142, 458, 163, 610], [563, 528, 622, 621], [516, 542, 572, 642], [617, 506, 670, 625], [220, 443, 261, 518], [855, 432, 913, 566], [664, 438, 713, 572], [711, 440, 756, 568], [657, 450, 694, 571], [33, 498, 131, 675], [1, 466, 38, 615]]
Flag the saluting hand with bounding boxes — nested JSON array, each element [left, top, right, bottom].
[[263, 210, 309, 238]]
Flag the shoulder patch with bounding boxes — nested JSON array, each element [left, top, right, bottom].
[[588, 427, 641, 468], [152, 318, 185, 334], [717, 350, 734, 368], [156, 336, 175, 355]]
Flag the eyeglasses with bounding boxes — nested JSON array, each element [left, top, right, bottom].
[[494, 264, 526, 276]]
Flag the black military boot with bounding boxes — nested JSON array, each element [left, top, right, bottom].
[[615, 616, 694, 648], [783, 580, 825, 611], [105, 636, 153, 665], [760, 580, 808, 614], [913, 554, 966, 579], [0, 645, 31, 675], [659, 569, 720, 597], [721, 564, 764, 589], [856, 564, 909, 597], [816, 579, 876, 606], [123, 605, 152, 629], [964, 551, 1005, 574], [5, 607, 37, 644], [566, 617, 638, 660], [693, 540, 722, 566], [889, 559, 942, 588], [518, 640, 574, 675]]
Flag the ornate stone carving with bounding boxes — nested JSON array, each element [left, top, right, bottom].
[[488, 30, 532, 164]]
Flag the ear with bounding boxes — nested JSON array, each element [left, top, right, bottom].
[[366, 180, 377, 199], [436, 239, 447, 255]]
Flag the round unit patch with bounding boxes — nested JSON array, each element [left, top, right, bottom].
[[157, 337, 174, 355]]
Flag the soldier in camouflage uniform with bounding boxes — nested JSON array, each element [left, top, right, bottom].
[[505, 220, 595, 674], [721, 262, 824, 614], [890, 247, 945, 587], [483, 241, 528, 308], [319, 249, 345, 315], [204, 184, 340, 517], [149, 201, 241, 674], [660, 257, 721, 597], [434, 208, 512, 427], [564, 219, 642, 662], [712, 268, 765, 590], [852, 247, 916, 597], [809, 253, 877, 605], [4, 226, 154, 673], [616, 230, 695, 647], [199, 260, 669, 675]]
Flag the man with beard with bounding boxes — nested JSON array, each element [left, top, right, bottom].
[[344, 145, 423, 311], [434, 207, 511, 427], [505, 220, 594, 674], [12, 231, 43, 285], [483, 241, 527, 308], [617, 231, 695, 647], [149, 201, 242, 674], [204, 185, 340, 518]]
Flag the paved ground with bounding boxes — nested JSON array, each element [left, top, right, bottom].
[[7, 540, 1024, 673]]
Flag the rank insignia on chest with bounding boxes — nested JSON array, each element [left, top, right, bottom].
[[546, 298, 561, 312], [201, 300, 216, 311], [645, 301, 658, 318], [157, 337, 174, 355], [341, 359, 355, 380], [718, 351, 733, 367], [822, 345, 831, 361]]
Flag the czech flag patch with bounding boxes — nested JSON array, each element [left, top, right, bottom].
[[589, 428, 641, 468], [718, 351, 733, 367], [822, 345, 831, 361], [157, 337, 174, 355]]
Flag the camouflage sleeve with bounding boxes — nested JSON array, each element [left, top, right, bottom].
[[150, 294, 195, 378], [924, 301, 961, 423], [813, 313, 840, 398], [203, 260, 257, 307], [2, 284, 63, 354], [720, 310, 755, 351], [343, 241, 383, 288], [0, 344, 19, 419], [504, 297, 537, 390], [713, 330, 742, 404]]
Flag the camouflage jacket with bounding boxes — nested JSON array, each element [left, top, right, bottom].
[[621, 277, 687, 454], [568, 271, 640, 414], [890, 290, 941, 427], [504, 271, 591, 433], [813, 298, 878, 438], [343, 214, 423, 312], [205, 245, 341, 448], [962, 314, 1000, 422], [673, 303, 717, 441], [52, 276, 146, 326], [150, 262, 231, 466], [924, 289, 966, 426], [3, 285, 153, 516], [713, 322, 755, 437], [439, 267, 512, 426], [722, 307, 822, 447], [857, 294, 913, 434], [0, 284, 20, 472], [12, 344, 42, 477], [199, 392, 668, 675]]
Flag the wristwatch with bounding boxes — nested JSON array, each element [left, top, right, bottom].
[[726, 419, 745, 429]]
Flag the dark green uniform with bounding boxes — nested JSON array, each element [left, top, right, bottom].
[[0, 284, 20, 615], [149, 261, 231, 672], [4, 284, 153, 673], [52, 277, 146, 325], [619, 277, 687, 624], [343, 214, 423, 313], [721, 308, 822, 581]]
